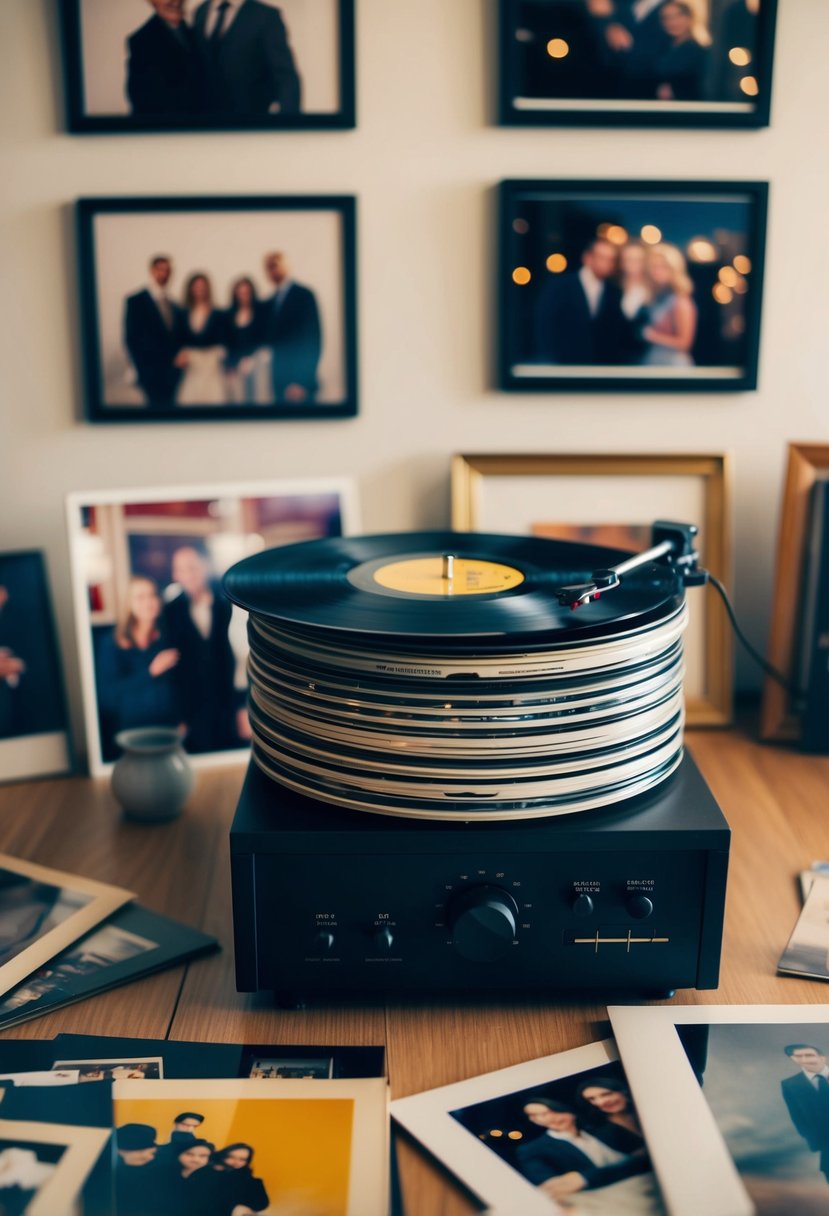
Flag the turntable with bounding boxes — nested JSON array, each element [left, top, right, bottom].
[[224, 523, 729, 1002]]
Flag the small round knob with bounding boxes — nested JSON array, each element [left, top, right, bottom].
[[373, 926, 394, 953], [314, 930, 335, 952], [572, 893, 594, 917], [627, 894, 654, 920], [448, 886, 518, 962]]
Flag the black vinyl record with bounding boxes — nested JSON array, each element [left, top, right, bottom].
[[223, 531, 682, 645]]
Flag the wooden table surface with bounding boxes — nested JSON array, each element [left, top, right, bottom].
[[2, 721, 829, 1214]]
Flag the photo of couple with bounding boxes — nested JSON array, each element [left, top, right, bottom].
[[79, 199, 356, 422], [451, 1060, 664, 1214], [63, 0, 352, 130], [501, 181, 766, 390]]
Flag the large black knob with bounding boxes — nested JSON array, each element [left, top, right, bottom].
[[448, 886, 519, 962]]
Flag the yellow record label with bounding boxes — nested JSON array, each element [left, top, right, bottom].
[[372, 556, 525, 597]]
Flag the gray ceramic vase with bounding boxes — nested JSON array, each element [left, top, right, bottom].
[[111, 726, 194, 822]]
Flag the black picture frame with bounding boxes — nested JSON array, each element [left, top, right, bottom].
[[498, 0, 776, 128], [60, 0, 355, 133], [497, 178, 767, 393], [0, 551, 72, 784], [76, 195, 358, 423]]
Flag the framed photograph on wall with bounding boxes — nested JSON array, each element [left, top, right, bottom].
[[66, 478, 358, 775], [61, 0, 355, 133], [498, 179, 768, 392], [452, 452, 732, 725], [498, 0, 777, 128], [76, 195, 358, 423], [0, 552, 72, 785], [760, 442, 829, 744]]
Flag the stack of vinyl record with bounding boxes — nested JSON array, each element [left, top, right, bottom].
[[223, 532, 689, 821]]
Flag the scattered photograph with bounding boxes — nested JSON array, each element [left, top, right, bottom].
[[66, 478, 357, 774], [53, 1058, 164, 1083], [799, 861, 829, 904], [247, 1055, 334, 1079], [392, 1039, 662, 1215], [0, 1121, 110, 1216], [498, 178, 767, 392], [609, 1003, 829, 1216], [77, 196, 358, 423], [0, 855, 132, 999], [0, 552, 71, 785], [113, 1076, 389, 1216], [778, 873, 829, 982], [0, 904, 218, 1031], [0, 1072, 79, 1088], [498, 0, 777, 127], [61, 0, 355, 132]]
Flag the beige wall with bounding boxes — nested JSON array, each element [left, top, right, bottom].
[[1, 0, 828, 758]]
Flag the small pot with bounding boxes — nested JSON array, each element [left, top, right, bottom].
[[111, 726, 194, 822]]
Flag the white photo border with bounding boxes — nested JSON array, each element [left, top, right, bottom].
[[0, 1118, 111, 1216]]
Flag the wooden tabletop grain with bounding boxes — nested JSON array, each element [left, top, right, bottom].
[[2, 722, 828, 1215]]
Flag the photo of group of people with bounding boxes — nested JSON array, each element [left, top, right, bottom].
[[500, 0, 774, 125], [0, 553, 70, 784], [68, 481, 353, 772], [62, 0, 353, 130], [500, 180, 766, 390], [79, 199, 357, 422]]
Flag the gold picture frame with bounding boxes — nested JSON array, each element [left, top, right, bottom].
[[760, 442, 829, 741], [451, 453, 732, 726]]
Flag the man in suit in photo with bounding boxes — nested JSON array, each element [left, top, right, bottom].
[[781, 1043, 829, 1182], [586, 0, 673, 99], [261, 250, 322, 404], [534, 237, 627, 366], [123, 256, 184, 410], [193, 0, 301, 117], [126, 0, 206, 117]]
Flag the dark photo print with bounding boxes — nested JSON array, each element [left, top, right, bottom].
[[499, 0, 777, 126], [499, 179, 767, 392]]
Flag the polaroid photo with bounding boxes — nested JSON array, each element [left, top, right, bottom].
[[798, 861, 829, 903], [0, 1118, 110, 1216], [113, 1076, 388, 1216], [247, 1055, 334, 1079], [0, 854, 132, 999], [391, 1039, 664, 1216], [0, 1072, 79, 1088], [779, 873, 829, 981], [609, 1003, 829, 1216], [53, 1057, 163, 1082]]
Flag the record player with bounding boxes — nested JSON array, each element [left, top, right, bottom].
[[225, 523, 730, 1002]]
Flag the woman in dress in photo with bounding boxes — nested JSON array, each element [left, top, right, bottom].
[[205, 1142, 269, 1215], [516, 1094, 662, 1215], [95, 576, 181, 747], [654, 1, 711, 102], [640, 243, 698, 367], [617, 241, 651, 364], [148, 1137, 215, 1215], [223, 276, 267, 405], [175, 272, 228, 405]]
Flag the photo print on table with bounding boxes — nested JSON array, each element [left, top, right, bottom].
[[66, 478, 358, 774], [61, 0, 355, 132], [52, 1058, 164, 1083], [392, 1039, 664, 1215], [498, 178, 768, 392], [76, 196, 358, 423], [0, 855, 132, 1000], [0, 1120, 110, 1216], [609, 1003, 829, 1216]]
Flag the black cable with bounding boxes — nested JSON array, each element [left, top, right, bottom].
[[705, 573, 804, 701]]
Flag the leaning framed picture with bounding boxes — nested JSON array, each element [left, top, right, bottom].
[[498, 178, 768, 392], [61, 0, 355, 133], [608, 1003, 829, 1216], [66, 478, 358, 775], [760, 442, 829, 743], [498, 0, 777, 128], [0, 552, 72, 784], [452, 452, 732, 725], [76, 195, 358, 423]]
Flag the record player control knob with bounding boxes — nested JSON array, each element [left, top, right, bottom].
[[447, 886, 519, 962], [572, 893, 594, 917], [626, 895, 654, 919]]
